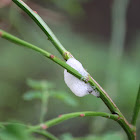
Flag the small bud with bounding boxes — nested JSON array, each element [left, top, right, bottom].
[[33, 10, 38, 14], [50, 54, 54, 59], [0, 31, 3, 37], [58, 114, 62, 118], [80, 114, 85, 117], [63, 51, 73, 60], [40, 124, 47, 129]]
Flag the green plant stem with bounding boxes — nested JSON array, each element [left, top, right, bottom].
[[9, 0, 127, 123], [0, 29, 120, 114], [12, 0, 71, 60], [0, 29, 83, 80], [28, 111, 119, 132], [131, 86, 140, 126], [29, 111, 135, 140], [33, 130, 59, 140], [0, 29, 135, 140], [10, 0, 124, 119]]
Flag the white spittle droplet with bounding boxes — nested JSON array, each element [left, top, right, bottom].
[[64, 58, 100, 97]]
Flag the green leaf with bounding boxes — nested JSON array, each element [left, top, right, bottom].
[[23, 90, 42, 100], [27, 79, 54, 90], [51, 91, 79, 107], [0, 123, 35, 140]]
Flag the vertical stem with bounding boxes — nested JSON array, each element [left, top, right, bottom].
[[131, 85, 140, 126]]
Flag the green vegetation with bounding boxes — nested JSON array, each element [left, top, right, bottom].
[[0, 0, 139, 140]]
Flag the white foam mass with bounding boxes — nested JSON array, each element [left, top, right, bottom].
[[64, 58, 100, 97]]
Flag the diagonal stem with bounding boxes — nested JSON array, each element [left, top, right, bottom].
[[0, 1, 137, 140], [0, 29, 83, 80], [0, 28, 136, 140], [12, 0, 71, 60], [10, 0, 125, 118]]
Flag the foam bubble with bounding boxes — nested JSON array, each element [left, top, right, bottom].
[[64, 58, 100, 97]]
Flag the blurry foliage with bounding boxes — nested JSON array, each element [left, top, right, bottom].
[[60, 132, 124, 140], [23, 79, 79, 124], [23, 79, 78, 107], [49, 0, 87, 16], [0, 123, 34, 140], [0, 0, 11, 8]]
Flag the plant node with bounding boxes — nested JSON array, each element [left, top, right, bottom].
[[63, 51, 73, 60], [50, 54, 55, 59], [40, 124, 48, 129]]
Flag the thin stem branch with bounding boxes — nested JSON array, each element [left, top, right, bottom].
[[131, 85, 140, 126], [28, 111, 119, 132], [12, 0, 71, 59], [0, 1, 137, 139], [0, 29, 83, 80], [9, 0, 127, 121], [10, 0, 124, 117], [0, 29, 135, 140], [33, 130, 59, 140]]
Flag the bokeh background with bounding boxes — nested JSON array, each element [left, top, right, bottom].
[[0, 0, 140, 139]]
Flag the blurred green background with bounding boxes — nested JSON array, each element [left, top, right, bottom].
[[0, 0, 140, 139]]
